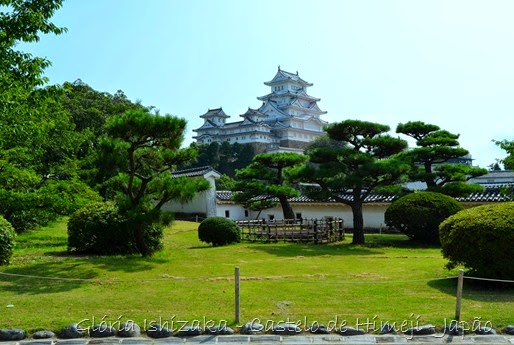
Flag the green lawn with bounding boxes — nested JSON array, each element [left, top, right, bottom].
[[1, 220, 513, 334]]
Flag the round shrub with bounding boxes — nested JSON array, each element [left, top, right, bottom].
[[67, 201, 136, 255], [198, 216, 241, 246], [439, 202, 514, 280], [0, 216, 16, 265], [385, 191, 464, 244]]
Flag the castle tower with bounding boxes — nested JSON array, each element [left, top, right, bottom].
[[193, 67, 328, 152]]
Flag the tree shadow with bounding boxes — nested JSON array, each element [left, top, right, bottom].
[[0, 261, 99, 295], [360, 233, 441, 250], [43, 249, 168, 272], [188, 245, 214, 249], [245, 242, 385, 257], [427, 276, 514, 302], [1, 250, 169, 295]]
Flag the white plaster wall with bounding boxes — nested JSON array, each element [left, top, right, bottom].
[[163, 191, 208, 214], [216, 203, 249, 219], [163, 173, 219, 217], [225, 202, 389, 230]]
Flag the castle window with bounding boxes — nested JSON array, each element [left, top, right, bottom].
[[225, 210, 230, 218]]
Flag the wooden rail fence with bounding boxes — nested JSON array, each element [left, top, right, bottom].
[[236, 218, 344, 244]]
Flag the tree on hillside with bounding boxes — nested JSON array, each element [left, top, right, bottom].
[[186, 141, 255, 178], [396, 121, 487, 196], [101, 108, 210, 255], [232, 152, 307, 220], [0, 0, 66, 92], [62, 79, 145, 135], [494, 139, 514, 170], [291, 120, 410, 245], [59, 80, 146, 190], [0, 0, 100, 231]]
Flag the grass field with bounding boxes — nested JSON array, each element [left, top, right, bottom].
[[1, 220, 513, 334]]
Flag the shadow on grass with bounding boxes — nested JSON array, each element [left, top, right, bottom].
[[427, 276, 514, 302], [245, 242, 385, 257], [1, 251, 168, 295], [241, 233, 438, 257], [188, 245, 214, 249], [0, 261, 99, 295], [360, 233, 441, 249]]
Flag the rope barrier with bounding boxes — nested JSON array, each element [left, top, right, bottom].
[[464, 275, 514, 284], [0, 271, 457, 285], [3, 271, 514, 285], [242, 275, 457, 284], [0, 271, 233, 283]]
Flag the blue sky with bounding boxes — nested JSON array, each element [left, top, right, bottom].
[[20, 0, 514, 168]]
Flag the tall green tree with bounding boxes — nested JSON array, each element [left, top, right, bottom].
[[495, 139, 514, 170], [102, 108, 210, 255], [233, 152, 306, 220], [186, 141, 255, 178], [59, 80, 146, 190], [0, 0, 100, 231], [0, 0, 66, 92], [292, 120, 410, 245], [396, 121, 487, 196]]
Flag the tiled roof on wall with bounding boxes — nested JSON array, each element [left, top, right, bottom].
[[172, 166, 219, 178], [218, 186, 514, 204]]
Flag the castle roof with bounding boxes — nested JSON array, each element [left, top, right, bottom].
[[200, 107, 230, 119], [239, 108, 268, 119], [257, 88, 320, 102], [264, 67, 313, 87]]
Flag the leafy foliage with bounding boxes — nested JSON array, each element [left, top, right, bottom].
[[291, 120, 410, 244], [60, 80, 146, 191], [233, 152, 306, 219], [0, 215, 16, 265], [215, 174, 236, 191], [0, 0, 101, 231], [68, 201, 164, 255], [198, 216, 241, 246], [385, 191, 463, 244], [186, 141, 255, 178], [101, 108, 209, 255], [440, 202, 514, 280], [67, 201, 135, 254], [396, 121, 487, 196], [0, 0, 67, 91], [495, 139, 514, 170]]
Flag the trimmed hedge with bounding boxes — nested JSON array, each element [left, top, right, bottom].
[[198, 216, 241, 247], [68, 202, 165, 255], [385, 191, 464, 245], [439, 202, 514, 280], [67, 201, 136, 255], [0, 216, 16, 265]]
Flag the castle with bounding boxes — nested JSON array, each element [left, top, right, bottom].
[[193, 67, 328, 153]]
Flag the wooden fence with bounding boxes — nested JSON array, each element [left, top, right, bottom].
[[236, 218, 344, 244]]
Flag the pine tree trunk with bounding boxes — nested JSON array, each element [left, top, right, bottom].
[[278, 196, 295, 220], [351, 202, 365, 245], [134, 223, 150, 256]]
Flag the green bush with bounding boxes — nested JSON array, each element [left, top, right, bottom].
[[141, 222, 164, 255], [198, 216, 241, 246], [67, 201, 136, 255], [440, 202, 514, 279], [0, 216, 16, 265], [385, 191, 464, 244]]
